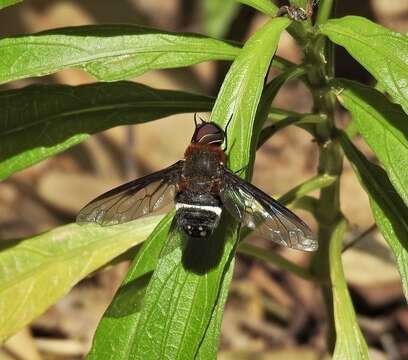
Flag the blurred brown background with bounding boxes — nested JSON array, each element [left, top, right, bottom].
[[1, 1, 408, 359]]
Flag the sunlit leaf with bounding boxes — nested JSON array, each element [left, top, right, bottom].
[[329, 219, 369, 359], [210, 16, 291, 173], [87, 214, 173, 359], [125, 224, 237, 359], [0, 215, 164, 343], [0, 81, 213, 180], [331, 78, 408, 206], [339, 132, 408, 301], [320, 16, 408, 114], [0, 25, 240, 83], [195, 262, 233, 360], [0, 0, 22, 10]]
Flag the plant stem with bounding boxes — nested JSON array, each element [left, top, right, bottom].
[[258, 113, 326, 148], [304, 0, 341, 352], [278, 174, 336, 205], [268, 108, 302, 119], [315, 0, 335, 26], [273, 56, 297, 70], [238, 242, 316, 281]]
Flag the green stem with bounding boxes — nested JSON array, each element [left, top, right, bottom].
[[272, 56, 297, 70], [315, 0, 335, 26], [238, 242, 316, 281], [259, 113, 326, 148], [278, 174, 336, 205], [291, 195, 319, 217], [258, 117, 299, 148], [268, 108, 302, 120], [303, 2, 341, 352]]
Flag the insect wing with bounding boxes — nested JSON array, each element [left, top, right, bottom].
[[220, 169, 318, 251], [76, 161, 184, 226]]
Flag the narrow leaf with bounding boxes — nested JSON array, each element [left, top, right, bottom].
[[320, 16, 408, 114], [237, 0, 306, 43], [210, 17, 291, 172], [330, 219, 369, 359], [0, 215, 164, 343], [195, 262, 233, 360], [203, 0, 240, 38], [0, 0, 22, 10], [236, 0, 277, 16], [278, 174, 336, 205], [330, 78, 408, 206], [0, 81, 213, 180], [128, 224, 237, 359], [87, 214, 173, 359], [339, 132, 408, 301], [0, 25, 240, 83], [239, 242, 315, 281], [258, 113, 325, 148]]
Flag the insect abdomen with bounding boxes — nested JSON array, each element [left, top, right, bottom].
[[175, 192, 222, 238]]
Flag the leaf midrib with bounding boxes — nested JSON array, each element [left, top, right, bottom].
[[323, 27, 407, 72], [1, 43, 238, 76], [0, 225, 152, 292], [0, 100, 214, 138]]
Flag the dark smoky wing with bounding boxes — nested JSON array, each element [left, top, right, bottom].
[[76, 161, 184, 226], [220, 168, 318, 251]]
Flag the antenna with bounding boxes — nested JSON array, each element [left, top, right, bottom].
[[193, 113, 207, 128], [224, 113, 233, 135], [223, 113, 234, 151]]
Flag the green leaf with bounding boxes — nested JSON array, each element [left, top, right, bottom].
[[0, 0, 22, 10], [237, 0, 307, 43], [236, 0, 277, 17], [87, 214, 173, 359], [339, 132, 408, 301], [330, 78, 408, 206], [195, 262, 233, 360], [0, 81, 214, 180], [127, 223, 237, 360], [320, 16, 408, 114], [0, 215, 164, 343], [210, 16, 291, 172], [277, 174, 336, 206], [0, 25, 240, 83], [203, 0, 240, 38], [329, 219, 369, 359], [258, 113, 325, 148], [239, 242, 315, 281]]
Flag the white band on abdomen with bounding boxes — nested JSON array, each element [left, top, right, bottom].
[[176, 203, 222, 216]]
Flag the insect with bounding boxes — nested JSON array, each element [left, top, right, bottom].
[[77, 118, 318, 252]]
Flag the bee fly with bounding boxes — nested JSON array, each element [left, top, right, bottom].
[[77, 117, 318, 252]]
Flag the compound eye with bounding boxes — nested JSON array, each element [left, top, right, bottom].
[[192, 123, 224, 146]]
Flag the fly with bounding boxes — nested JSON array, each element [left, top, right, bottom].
[[77, 117, 318, 252]]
